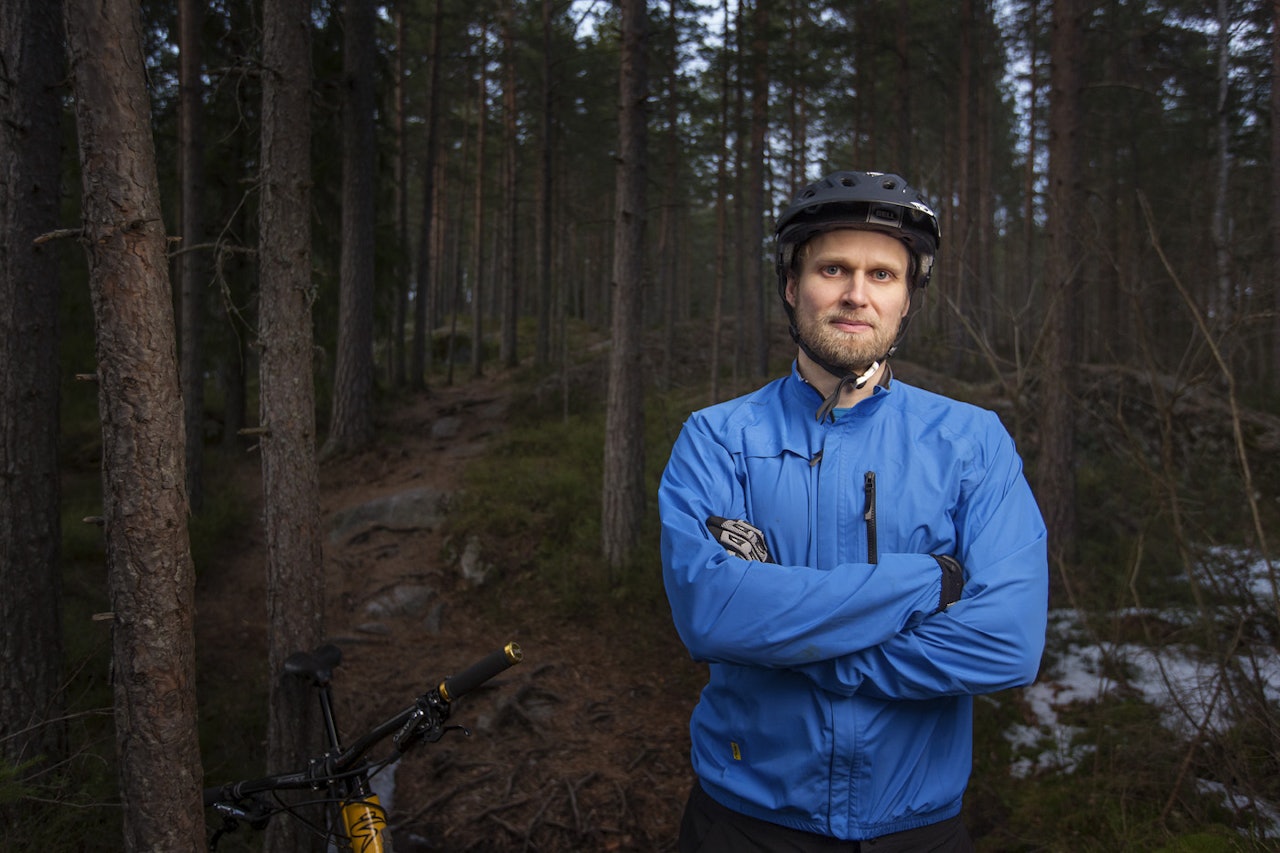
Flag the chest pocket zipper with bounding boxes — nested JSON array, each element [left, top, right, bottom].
[[864, 471, 878, 564]]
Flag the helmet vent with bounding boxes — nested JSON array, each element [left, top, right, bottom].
[[880, 178, 899, 190]]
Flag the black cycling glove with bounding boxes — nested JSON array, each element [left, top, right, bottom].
[[706, 516, 771, 562], [932, 554, 965, 612]]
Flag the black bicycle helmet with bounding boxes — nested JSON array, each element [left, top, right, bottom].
[[774, 170, 941, 420], [776, 170, 940, 296]]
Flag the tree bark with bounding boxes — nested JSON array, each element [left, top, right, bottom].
[[1041, 0, 1083, 570], [178, 0, 207, 510], [325, 0, 377, 456], [709, 0, 731, 405], [465, 24, 488, 383], [746, 0, 770, 377], [1211, 0, 1231, 334], [1021, 0, 1040, 331], [63, 0, 204, 847], [731, 0, 746, 392], [602, 0, 649, 576], [535, 0, 554, 368], [0, 0, 66, 775], [657, 0, 680, 390], [1272, 0, 1280, 391], [894, 0, 912, 176], [952, 0, 973, 362], [500, 0, 520, 369], [412, 0, 445, 389], [391, 0, 408, 388], [258, 0, 324, 849]]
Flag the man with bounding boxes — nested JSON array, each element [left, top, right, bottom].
[[659, 170, 1048, 852]]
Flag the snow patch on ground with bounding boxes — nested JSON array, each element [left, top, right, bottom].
[[1007, 549, 1280, 838]]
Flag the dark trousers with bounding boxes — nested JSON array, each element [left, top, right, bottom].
[[678, 781, 975, 853]]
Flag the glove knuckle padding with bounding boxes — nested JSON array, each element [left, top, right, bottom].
[[706, 516, 770, 563]]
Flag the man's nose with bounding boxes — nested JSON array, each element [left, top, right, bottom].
[[840, 272, 870, 305]]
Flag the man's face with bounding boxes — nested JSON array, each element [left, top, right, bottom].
[[785, 228, 912, 374]]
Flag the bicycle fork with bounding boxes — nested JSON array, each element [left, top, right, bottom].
[[340, 794, 389, 852]]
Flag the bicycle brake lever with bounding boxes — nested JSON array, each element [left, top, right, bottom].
[[210, 797, 272, 830], [392, 707, 426, 751]]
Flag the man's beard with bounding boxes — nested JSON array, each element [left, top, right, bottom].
[[795, 309, 901, 374]]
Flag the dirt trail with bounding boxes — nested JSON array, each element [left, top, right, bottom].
[[197, 375, 699, 852]]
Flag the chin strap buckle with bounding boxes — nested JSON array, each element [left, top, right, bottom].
[[814, 360, 880, 423]]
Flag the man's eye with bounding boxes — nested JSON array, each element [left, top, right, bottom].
[[872, 269, 892, 281], [822, 265, 842, 276]]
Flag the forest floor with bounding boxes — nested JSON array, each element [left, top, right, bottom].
[[194, 368, 702, 852], [188, 347, 1280, 853]]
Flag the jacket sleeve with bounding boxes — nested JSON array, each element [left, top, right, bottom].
[[660, 413, 945, 669], [791, 432, 1049, 699]]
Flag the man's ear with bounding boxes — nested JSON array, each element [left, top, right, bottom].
[[784, 276, 798, 307]]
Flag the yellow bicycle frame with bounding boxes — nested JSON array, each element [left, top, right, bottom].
[[340, 795, 389, 853]]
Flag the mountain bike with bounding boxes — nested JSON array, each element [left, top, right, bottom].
[[203, 640, 523, 851]]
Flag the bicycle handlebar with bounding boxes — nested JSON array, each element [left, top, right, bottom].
[[204, 642, 523, 809], [439, 641, 522, 702], [333, 641, 522, 771]]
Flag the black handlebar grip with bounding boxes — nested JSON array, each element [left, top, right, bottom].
[[438, 642, 522, 703]]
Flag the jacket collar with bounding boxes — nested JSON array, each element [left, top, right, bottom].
[[788, 361, 894, 420]]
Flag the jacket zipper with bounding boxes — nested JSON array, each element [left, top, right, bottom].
[[863, 471, 878, 564]]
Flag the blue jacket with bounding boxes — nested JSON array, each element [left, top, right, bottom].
[[659, 365, 1048, 840]]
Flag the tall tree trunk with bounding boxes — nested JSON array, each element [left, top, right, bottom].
[[854, 2, 874, 165], [63, 0, 204, 847], [602, 0, 648, 576], [894, 0, 912, 176], [469, 27, 488, 381], [500, 0, 520, 368], [952, 0, 974, 363], [536, 0, 554, 368], [218, 70, 256, 451], [392, 0, 408, 388], [178, 0, 207, 510], [0, 0, 66, 775], [325, 0, 377, 456], [1022, 0, 1040, 332], [412, 0, 445, 389], [783, 1, 800, 187], [731, 0, 746, 391], [258, 1, 324, 849], [414, 159, 436, 385], [1041, 0, 1083, 571], [976, 5, 995, 348], [709, 0, 730, 405], [746, 0, 770, 377], [448, 140, 463, 381], [1271, 0, 1280, 391], [657, 0, 680, 389], [220, 345, 246, 449], [1212, 0, 1232, 335]]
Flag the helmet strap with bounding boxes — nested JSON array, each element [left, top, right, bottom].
[[790, 320, 896, 422], [813, 362, 882, 423]]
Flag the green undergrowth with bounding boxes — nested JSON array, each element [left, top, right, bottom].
[[973, 708, 1271, 850], [444, 377, 677, 626], [3, 450, 262, 850], [3, 463, 115, 849]]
